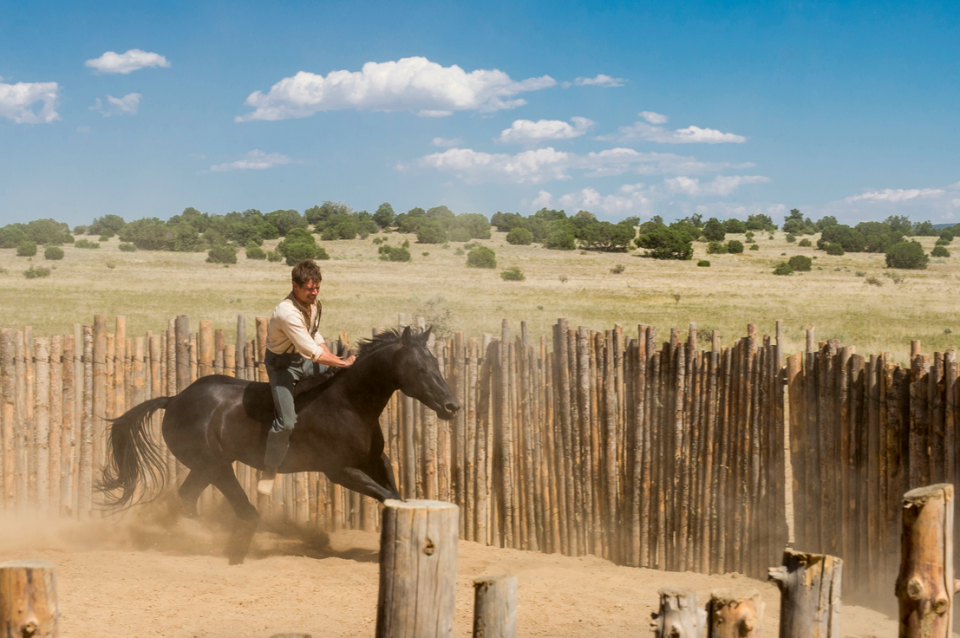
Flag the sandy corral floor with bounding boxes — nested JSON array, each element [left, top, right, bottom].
[[0, 506, 902, 638]]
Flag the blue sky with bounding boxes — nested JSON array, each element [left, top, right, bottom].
[[1, 0, 958, 226]]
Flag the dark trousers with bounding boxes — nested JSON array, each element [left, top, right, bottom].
[[263, 350, 328, 469]]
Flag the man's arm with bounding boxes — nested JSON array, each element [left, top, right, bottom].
[[314, 343, 355, 368]]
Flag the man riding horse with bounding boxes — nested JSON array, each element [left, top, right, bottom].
[[258, 259, 355, 496]]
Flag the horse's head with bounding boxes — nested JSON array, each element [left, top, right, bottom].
[[394, 326, 460, 420]]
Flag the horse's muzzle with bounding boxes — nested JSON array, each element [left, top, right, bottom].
[[437, 401, 461, 421]]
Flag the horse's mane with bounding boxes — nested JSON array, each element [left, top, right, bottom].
[[354, 326, 430, 360], [292, 327, 430, 404]]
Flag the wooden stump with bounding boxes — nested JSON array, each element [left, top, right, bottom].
[[472, 574, 517, 638], [0, 560, 59, 638], [653, 587, 705, 638], [376, 499, 458, 638], [707, 589, 763, 638], [896, 484, 957, 638], [768, 550, 842, 638]]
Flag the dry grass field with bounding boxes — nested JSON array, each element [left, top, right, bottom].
[[0, 230, 957, 363]]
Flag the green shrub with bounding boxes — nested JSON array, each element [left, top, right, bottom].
[[422, 252, 430, 257], [939, 231, 954, 243], [773, 262, 794, 275], [931, 245, 950, 258], [206, 244, 237, 264], [75, 238, 100, 249], [885, 241, 928, 269], [466, 246, 497, 268], [500, 266, 525, 281], [786, 233, 796, 243], [727, 240, 744, 254], [824, 243, 845, 256], [315, 246, 330, 260], [416, 221, 447, 244], [702, 218, 726, 242], [749, 244, 759, 251], [697, 260, 710, 267], [798, 238, 812, 247], [16, 240, 37, 257], [44, 246, 64, 260], [246, 245, 267, 260], [706, 241, 727, 255], [448, 227, 471, 242], [543, 228, 576, 250], [506, 227, 534, 246], [263, 250, 280, 262], [99, 235, 112, 242], [610, 263, 626, 274], [378, 245, 411, 262], [24, 266, 51, 279], [788, 255, 812, 272], [635, 227, 693, 260], [118, 242, 137, 252], [865, 276, 883, 286]]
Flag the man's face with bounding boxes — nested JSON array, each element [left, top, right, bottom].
[[293, 279, 320, 306]]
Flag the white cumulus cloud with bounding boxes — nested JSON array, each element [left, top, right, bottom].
[[498, 117, 593, 144], [417, 147, 572, 185], [91, 93, 141, 117], [0, 80, 60, 123], [600, 114, 746, 144], [845, 188, 945, 203], [85, 49, 170, 74], [417, 146, 754, 184], [534, 183, 656, 216], [209, 150, 296, 172], [639, 111, 668, 124], [431, 137, 462, 147], [665, 175, 770, 197], [574, 74, 625, 88], [237, 56, 556, 122]]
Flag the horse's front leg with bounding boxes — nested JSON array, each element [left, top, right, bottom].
[[327, 465, 400, 503]]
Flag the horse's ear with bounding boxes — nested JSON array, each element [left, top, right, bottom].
[[401, 325, 413, 346], [423, 326, 433, 343]]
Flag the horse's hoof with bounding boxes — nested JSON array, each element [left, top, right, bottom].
[[227, 553, 246, 566]]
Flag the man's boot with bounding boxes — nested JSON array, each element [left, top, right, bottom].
[[257, 467, 278, 496]]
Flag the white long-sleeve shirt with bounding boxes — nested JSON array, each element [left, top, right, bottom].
[[265, 293, 326, 361]]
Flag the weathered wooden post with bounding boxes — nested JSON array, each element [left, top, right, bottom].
[[472, 574, 517, 638], [896, 484, 958, 638], [653, 587, 705, 638], [0, 560, 59, 637], [768, 549, 842, 638], [707, 590, 763, 638], [376, 499, 457, 638]]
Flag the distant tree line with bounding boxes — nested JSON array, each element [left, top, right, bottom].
[[492, 208, 638, 252], [1, 203, 956, 271]]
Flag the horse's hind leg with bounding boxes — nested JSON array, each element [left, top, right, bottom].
[[210, 464, 261, 565], [178, 467, 215, 518]]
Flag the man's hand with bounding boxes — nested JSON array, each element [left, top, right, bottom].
[[341, 355, 356, 368]]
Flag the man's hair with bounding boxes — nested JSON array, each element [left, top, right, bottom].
[[291, 259, 323, 286]]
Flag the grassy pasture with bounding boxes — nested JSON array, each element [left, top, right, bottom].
[[0, 231, 957, 364]]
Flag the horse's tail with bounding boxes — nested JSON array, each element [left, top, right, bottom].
[[96, 396, 170, 510]]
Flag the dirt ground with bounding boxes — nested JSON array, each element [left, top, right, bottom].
[[0, 507, 905, 638]]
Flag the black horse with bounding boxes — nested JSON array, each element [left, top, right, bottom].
[[98, 326, 459, 563]]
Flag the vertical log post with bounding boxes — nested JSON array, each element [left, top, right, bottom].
[[707, 590, 763, 638], [0, 560, 59, 638], [653, 587, 705, 638], [175, 315, 190, 393], [472, 574, 517, 638], [1, 330, 14, 511], [375, 500, 458, 638], [896, 483, 957, 638], [768, 550, 843, 638], [34, 338, 50, 513]]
